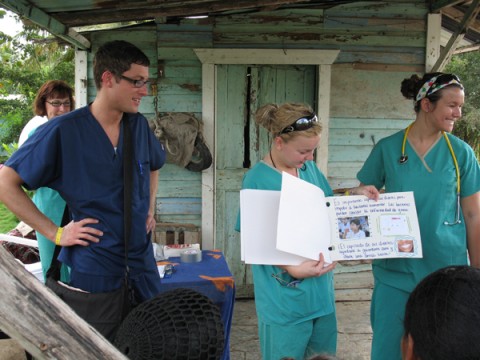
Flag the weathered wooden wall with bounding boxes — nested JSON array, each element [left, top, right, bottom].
[[329, 67, 416, 188], [83, 0, 429, 241]]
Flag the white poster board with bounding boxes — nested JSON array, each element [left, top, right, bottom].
[[240, 172, 422, 265]]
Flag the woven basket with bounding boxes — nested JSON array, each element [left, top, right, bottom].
[[114, 288, 224, 359]]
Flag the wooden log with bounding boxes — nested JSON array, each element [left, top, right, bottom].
[[0, 245, 127, 359]]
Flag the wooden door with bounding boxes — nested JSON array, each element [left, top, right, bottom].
[[215, 64, 315, 297]]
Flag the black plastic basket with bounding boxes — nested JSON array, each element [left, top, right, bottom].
[[114, 288, 225, 360]]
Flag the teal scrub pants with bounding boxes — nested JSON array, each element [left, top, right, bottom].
[[38, 234, 70, 283], [370, 281, 410, 360], [258, 311, 337, 360]]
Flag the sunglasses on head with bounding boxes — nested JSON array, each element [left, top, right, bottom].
[[437, 73, 461, 83], [280, 114, 318, 134]]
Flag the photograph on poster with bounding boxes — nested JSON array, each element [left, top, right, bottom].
[[338, 216, 370, 239]]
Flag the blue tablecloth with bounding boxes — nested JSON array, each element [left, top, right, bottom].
[[157, 250, 235, 360]]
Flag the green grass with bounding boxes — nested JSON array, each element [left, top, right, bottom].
[[0, 201, 19, 233]]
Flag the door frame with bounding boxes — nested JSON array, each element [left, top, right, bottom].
[[194, 48, 339, 249]]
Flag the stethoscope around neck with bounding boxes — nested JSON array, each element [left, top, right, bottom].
[[399, 124, 462, 226]]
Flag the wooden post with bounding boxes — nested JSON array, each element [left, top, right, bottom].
[[0, 245, 127, 359]]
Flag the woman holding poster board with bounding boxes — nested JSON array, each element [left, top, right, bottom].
[[236, 102, 378, 360], [357, 73, 480, 360]]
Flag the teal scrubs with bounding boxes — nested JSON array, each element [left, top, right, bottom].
[[28, 126, 70, 283], [236, 161, 337, 360], [357, 129, 480, 360], [32, 188, 69, 282]]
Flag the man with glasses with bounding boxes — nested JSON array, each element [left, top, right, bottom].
[[0, 41, 166, 327]]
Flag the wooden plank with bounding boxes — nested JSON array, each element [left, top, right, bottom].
[[156, 197, 202, 215], [328, 145, 374, 162], [347, 63, 425, 72], [325, 17, 425, 32], [158, 78, 202, 95], [157, 181, 202, 197], [213, 32, 425, 48], [155, 214, 201, 227], [329, 178, 362, 190], [157, 35, 212, 48], [214, 8, 325, 27], [0, 246, 127, 359], [335, 51, 425, 66], [215, 64, 248, 169], [328, 166, 363, 182], [200, 62, 215, 250], [160, 65, 202, 78], [325, 2, 427, 18], [157, 47, 200, 60], [156, 94, 202, 112], [329, 128, 400, 146], [157, 163, 203, 178], [195, 49, 339, 65], [137, 96, 155, 113], [330, 117, 413, 131], [216, 190, 245, 290]]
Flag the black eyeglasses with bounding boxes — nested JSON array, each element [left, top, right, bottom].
[[280, 114, 318, 134], [119, 75, 151, 88], [46, 100, 71, 108], [271, 271, 302, 288]]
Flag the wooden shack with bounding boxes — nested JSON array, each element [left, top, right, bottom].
[[2, 0, 480, 296]]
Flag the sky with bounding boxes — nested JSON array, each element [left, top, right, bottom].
[[0, 9, 24, 37]]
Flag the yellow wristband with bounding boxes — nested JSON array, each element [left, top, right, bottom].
[[55, 227, 63, 246], [345, 190, 350, 196]]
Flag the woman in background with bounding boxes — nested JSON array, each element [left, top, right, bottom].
[[20, 80, 75, 282]]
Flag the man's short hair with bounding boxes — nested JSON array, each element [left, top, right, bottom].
[[93, 40, 150, 89]]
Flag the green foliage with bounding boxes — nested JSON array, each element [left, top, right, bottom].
[[445, 52, 480, 158], [0, 142, 18, 164], [0, 12, 75, 148], [0, 99, 28, 147]]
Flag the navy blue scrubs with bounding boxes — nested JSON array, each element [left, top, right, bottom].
[[7, 106, 166, 301]]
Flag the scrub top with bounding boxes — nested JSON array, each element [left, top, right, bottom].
[[236, 161, 336, 325], [357, 129, 480, 292], [6, 106, 166, 278], [32, 174, 69, 281]]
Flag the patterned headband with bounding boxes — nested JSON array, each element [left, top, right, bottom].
[[415, 74, 464, 102]]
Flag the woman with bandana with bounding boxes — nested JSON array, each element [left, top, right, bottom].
[[357, 73, 480, 360]]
